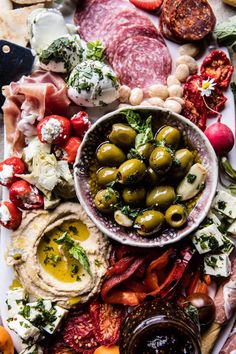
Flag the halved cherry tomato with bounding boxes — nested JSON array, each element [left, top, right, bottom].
[[200, 50, 234, 89], [0, 157, 25, 187], [62, 137, 82, 164], [9, 180, 44, 210], [37, 115, 71, 145], [0, 201, 22, 230], [94, 346, 120, 354], [129, 0, 162, 11], [71, 111, 91, 138], [0, 326, 14, 354]]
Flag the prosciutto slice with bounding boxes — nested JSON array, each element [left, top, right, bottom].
[[2, 70, 70, 155]]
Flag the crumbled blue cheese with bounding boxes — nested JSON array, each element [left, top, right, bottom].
[[39, 35, 86, 73], [41, 118, 63, 143], [0, 203, 11, 225], [7, 288, 28, 319], [19, 343, 43, 354], [0, 164, 13, 185], [192, 224, 224, 254], [213, 191, 236, 219], [28, 9, 69, 54], [8, 314, 41, 341], [204, 253, 231, 277], [68, 60, 119, 107]]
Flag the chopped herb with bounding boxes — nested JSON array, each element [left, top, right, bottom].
[[44, 254, 61, 267], [127, 148, 143, 160], [119, 205, 140, 220], [94, 259, 102, 267], [187, 174, 197, 184], [71, 264, 79, 275], [218, 217, 230, 234], [197, 233, 219, 251], [86, 40, 105, 62], [205, 256, 218, 269], [184, 303, 199, 327], [69, 226, 78, 234], [217, 200, 227, 210], [20, 305, 30, 319]]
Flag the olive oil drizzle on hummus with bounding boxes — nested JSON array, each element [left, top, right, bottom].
[[38, 220, 90, 283]]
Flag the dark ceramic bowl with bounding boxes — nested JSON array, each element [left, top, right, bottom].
[[74, 106, 218, 248]]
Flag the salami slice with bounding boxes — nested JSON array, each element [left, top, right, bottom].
[[169, 0, 216, 42], [111, 35, 172, 89]]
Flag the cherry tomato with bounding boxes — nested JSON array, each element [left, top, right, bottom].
[[185, 293, 215, 327], [9, 180, 44, 210], [62, 137, 82, 164], [0, 201, 22, 230], [71, 111, 91, 138], [0, 157, 25, 187], [0, 326, 14, 354], [94, 346, 120, 354], [37, 115, 71, 145]]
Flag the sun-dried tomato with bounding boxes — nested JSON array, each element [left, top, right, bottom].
[[43, 337, 76, 354], [62, 312, 99, 353], [205, 87, 227, 117], [200, 49, 233, 89], [182, 99, 207, 131], [89, 301, 123, 346]]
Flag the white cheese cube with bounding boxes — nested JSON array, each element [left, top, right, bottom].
[[204, 254, 231, 277], [25, 300, 53, 322], [43, 305, 68, 334], [20, 344, 43, 354], [213, 191, 236, 219], [206, 211, 221, 227], [7, 288, 28, 319], [228, 220, 236, 236], [192, 224, 224, 254], [220, 236, 235, 255], [8, 314, 41, 341]]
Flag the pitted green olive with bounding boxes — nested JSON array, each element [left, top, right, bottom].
[[94, 188, 119, 213], [171, 149, 194, 178], [117, 159, 146, 185], [149, 147, 173, 174], [96, 143, 126, 167], [165, 204, 187, 228], [122, 187, 146, 205], [96, 167, 117, 186], [137, 143, 154, 160], [146, 185, 176, 209], [108, 124, 137, 149], [156, 125, 181, 149], [134, 210, 165, 236], [145, 167, 160, 186]]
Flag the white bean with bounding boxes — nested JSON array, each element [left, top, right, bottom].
[[179, 44, 200, 58], [148, 84, 169, 100], [148, 97, 165, 107], [167, 75, 181, 87], [129, 88, 144, 106], [175, 64, 190, 83], [167, 85, 183, 98], [166, 96, 184, 105], [164, 100, 182, 114], [176, 55, 198, 74], [118, 85, 131, 103]]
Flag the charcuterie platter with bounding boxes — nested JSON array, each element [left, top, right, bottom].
[[1, 0, 236, 353]]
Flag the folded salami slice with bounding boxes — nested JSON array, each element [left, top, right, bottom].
[[111, 35, 172, 89]]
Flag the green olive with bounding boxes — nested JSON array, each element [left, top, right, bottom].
[[149, 147, 173, 174], [156, 125, 181, 149], [165, 204, 187, 228], [96, 143, 126, 167], [108, 124, 137, 149], [122, 187, 146, 205], [134, 210, 165, 236], [171, 149, 194, 178], [145, 167, 160, 187], [94, 188, 119, 213], [146, 185, 176, 209], [117, 159, 146, 185], [137, 143, 154, 160], [96, 167, 117, 186]]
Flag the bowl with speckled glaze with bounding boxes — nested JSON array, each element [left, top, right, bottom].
[[74, 106, 218, 248]]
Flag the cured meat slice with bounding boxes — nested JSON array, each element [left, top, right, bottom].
[[74, 0, 135, 42], [169, 0, 216, 42], [111, 35, 172, 89], [159, 5, 181, 43]]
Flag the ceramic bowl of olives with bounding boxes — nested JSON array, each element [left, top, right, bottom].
[[74, 107, 218, 247]]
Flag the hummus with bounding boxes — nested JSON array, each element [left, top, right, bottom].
[[7, 202, 111, 308]]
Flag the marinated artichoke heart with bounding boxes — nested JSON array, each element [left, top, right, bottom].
[[22, 136, 51, 172], [68, 60, 119, 107], [39, 35, 86, 73]]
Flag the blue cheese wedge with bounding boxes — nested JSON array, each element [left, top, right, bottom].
[[39, 35, 86, 73], [213, 191, 236, 219], [7, 288, 28, 319], [68, 60, 119, 107], [28, 9, 69, 54], [192, 224, 224, 254], [8, 314, 41, 341], [204, 253, 231, 277]]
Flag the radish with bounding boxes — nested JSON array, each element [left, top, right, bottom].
[[205, 119, 234, 156]]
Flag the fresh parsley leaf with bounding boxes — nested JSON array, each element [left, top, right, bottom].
[[86, 40, 105, 62], [217, 200, 227, 211], [69, 245, 91, 275]]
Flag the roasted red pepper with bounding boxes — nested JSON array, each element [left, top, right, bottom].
[[200, 50, 234, 89], [186, 270, 200, 296]]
